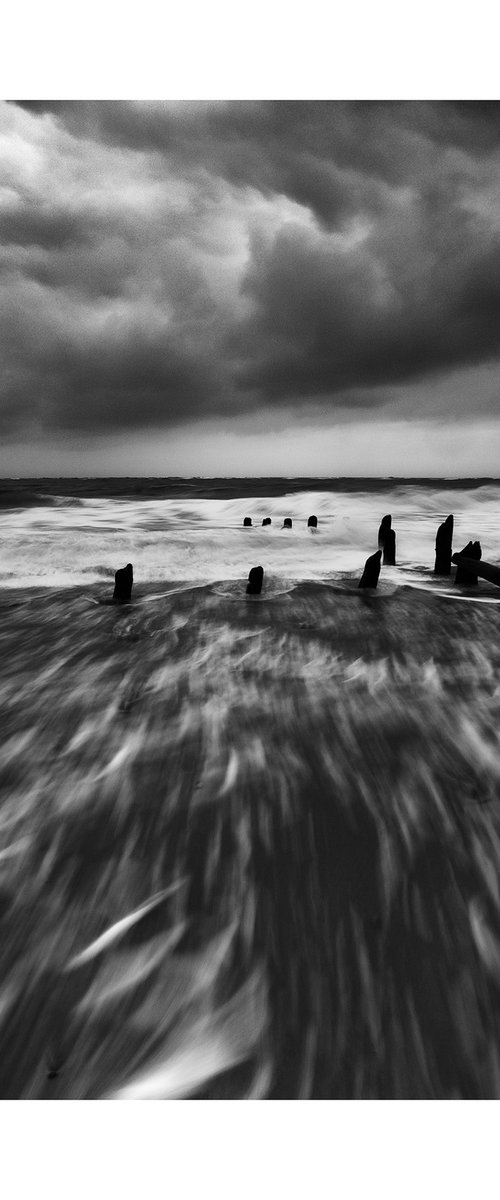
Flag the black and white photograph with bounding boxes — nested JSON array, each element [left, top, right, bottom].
[[2, 8, 500, 1190]]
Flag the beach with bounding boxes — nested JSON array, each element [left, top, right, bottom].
[[2, 481, 500, 1098]]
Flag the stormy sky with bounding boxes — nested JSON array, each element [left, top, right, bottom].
[[2, 98, 500, 476]]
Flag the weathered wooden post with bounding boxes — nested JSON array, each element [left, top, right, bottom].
[[378, 514, 396, 565], [434, 515, 454, 575], [453, 541, 482, 586], [246, 566, 264, 595], [113, 563, 133, 603], [358, 549, 382, 589], [451, 555, 500, 588]]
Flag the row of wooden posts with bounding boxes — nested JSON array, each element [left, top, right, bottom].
[[110, 512, 494, 602], [359, 512, 483, 589], [243, 516, 317, 528]]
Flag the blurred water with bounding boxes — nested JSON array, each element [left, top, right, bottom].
[[2, 480, 500, 1098], [2, 580, 500, 1098], [2, 482, 500, 590]]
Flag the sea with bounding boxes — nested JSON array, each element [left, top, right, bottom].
[[2, 477, 500, 1100], [1, 475, 500, 596]]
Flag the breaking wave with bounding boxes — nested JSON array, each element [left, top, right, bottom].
[[1, 482, 500, 596]]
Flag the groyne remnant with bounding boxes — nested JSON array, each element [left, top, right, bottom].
[[358, 550, 382, 589], [434, 515, 454, 575]]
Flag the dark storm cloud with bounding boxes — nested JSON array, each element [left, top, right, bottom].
[[17, 99, 500, 208], [3, 99, 500, 439], [230, 212, 500, 401], [0, 273, 228, 435], [0, 205, 90, 250], [15, 100, 366, 229]]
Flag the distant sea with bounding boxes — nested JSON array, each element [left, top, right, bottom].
[[2, 477, 500, 1098]]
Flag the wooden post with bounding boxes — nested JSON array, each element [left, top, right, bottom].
[[358, 550, 382, 589], [434, 515, 453, 575], [246, 566, 264, 595], [113, 563, 133, 603]]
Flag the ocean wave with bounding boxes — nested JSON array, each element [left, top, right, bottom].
[[34, 494, 86, 508], [81, 565, 115, 577], [2, 483, 500, 598]]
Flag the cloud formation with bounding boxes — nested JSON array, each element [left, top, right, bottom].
[[3, 99, 500, 440]]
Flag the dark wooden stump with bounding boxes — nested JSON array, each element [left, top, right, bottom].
[[378, 515, 396, 564], [246, 566, 264, 595], [358, 549, 382, 589], [453, 541, 482, 586], [113, 563, 133, 603], [434, 515, 454, 575]]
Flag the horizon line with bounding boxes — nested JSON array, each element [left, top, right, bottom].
[[2, 474, 500, 484]]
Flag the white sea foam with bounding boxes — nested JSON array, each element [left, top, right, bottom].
[[1, 484, 500, 591]]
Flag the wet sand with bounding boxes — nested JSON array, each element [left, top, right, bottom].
[[1, 580, 500, 1097]]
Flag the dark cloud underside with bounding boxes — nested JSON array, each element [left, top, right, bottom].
[[2, 99, 500, 438]]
